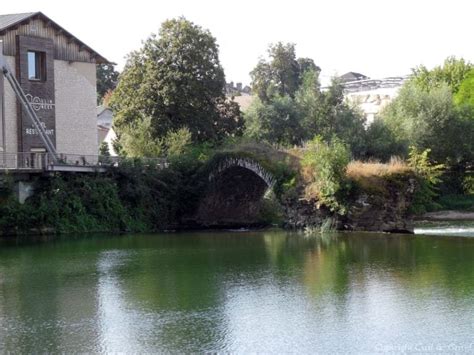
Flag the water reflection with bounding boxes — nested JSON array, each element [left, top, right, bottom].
[[0, 231, 473, 352]]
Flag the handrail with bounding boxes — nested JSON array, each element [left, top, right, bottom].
[[0, 151, 168, 171]]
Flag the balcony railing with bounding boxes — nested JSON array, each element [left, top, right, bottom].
[[0, 152, 168, 171]]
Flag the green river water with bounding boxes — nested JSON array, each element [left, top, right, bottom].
[[0, 227, 473, 353]]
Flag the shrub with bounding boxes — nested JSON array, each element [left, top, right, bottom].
[[301, 136, 350, 214], [408, 147, 445, 214]]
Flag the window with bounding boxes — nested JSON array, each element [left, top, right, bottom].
[[27, 51, 46, 81]]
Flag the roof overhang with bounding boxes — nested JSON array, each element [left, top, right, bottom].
[[0, 11, 110, 64]]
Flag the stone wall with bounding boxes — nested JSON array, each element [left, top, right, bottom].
[[342, 176, 417, 233], [282, 175, 417, 233]]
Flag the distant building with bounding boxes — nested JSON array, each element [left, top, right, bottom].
[[96, 105, 117, 156], [232, 95, 254, 112], [97, 105, 113, 129], [338, 72, 408, 124], [102, 126, 117, 156], [226, 81, 251, 96], [339, 72, 369, 83], [226, 81, 254, 112]]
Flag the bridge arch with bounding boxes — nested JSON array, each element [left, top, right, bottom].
[[195, 155, 278, 228], [209, 156, 276, 191]]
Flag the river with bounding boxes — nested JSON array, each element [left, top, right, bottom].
[[0, 227, 473, 353]]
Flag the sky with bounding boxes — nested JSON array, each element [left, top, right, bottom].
[[2, 0, 473, 85]]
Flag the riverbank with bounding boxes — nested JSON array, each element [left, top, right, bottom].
[[420, 210, 474, 221], [0, 143, 432, 236]]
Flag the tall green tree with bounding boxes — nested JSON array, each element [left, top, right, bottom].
[[250, 42, 319, 102], [296, 71, 366, 155], [97, 63, 119, 104], [111, 17, 243, 150]]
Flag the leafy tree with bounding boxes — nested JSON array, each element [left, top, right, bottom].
[[247, 43, 365, 152], [363, 118, 405, 161], [250, 42, 318, 102], [111, 17, 243, 148], [244, 95, 303, 145], [296, 71, 366, 155], [97, 63, 119, 104], [297, 58, 321, 79], [454, 68, 474, 107], [117, 116, 164, 157], [411, 56, 473, 94], [380, 81, 474, 165]]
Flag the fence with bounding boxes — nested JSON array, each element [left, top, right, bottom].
[[0, 152, 168, 171]]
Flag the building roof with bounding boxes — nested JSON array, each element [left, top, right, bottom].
[[97, 105, 111, 116], [0, 12, 109, 63], [339, 72, 369, 83], [0, 12, 37, 30]]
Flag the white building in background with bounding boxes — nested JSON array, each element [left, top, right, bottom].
[[340, 72, 408, 124], [96, 105, 117, 156]]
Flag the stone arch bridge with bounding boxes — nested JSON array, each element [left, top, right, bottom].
[[195, 154, 279, 228]]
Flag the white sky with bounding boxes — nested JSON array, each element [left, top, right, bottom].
[[2, 0, 473, 85]]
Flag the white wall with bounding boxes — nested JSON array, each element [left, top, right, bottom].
[[345, 86, 401, 125], [54, 60, 98, 156], [103, 127, 118, 156]]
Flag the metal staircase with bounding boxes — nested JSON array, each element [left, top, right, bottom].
[[0, 49, 58, 163]]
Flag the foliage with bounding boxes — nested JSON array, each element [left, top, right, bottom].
[[0, 155, 209, 235], [411, 56, 473, 94], [0, 174, 129, 233], [463, 174, 474, 195], [437, 194, 474, 211], [301, 136, 350, 214], [378, 57, 474, 195], [454, 68, 474, 108], [408, 147, 445, 214], [296, 74, 366, 156], [245, 66, 366, 152], [244, 95, 303, 146], [164, 127, 193, 158], [99, 141, 111, 156], [0, 174, 14, 203], [111, 17, 243, 148], [117, 116, 164, 157], [408, 147, 445, 185], [362, 118, 405, 161], [250, 42, 319, 102], [380, 81, 473, 165], [97, 63, 119, 104]]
